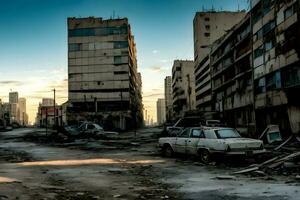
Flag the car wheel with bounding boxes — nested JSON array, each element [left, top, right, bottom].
[[200, 149, 211, 164], [162, 145, 174, 157]]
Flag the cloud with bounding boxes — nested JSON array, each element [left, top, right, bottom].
[[148, 66, 168, 73], [0, 80, 24, 86], [152, 50, 159, 54], [143, 93, 164, 98]]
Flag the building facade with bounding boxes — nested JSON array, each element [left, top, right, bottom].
[[199, 0, 300, 136], [164, 76, 172, 121], [211, 14, 254, 135], [172, 60, 196, 119], [156, 98, 166, 125], [251, 0, 300, 134], [67, 17, 143, 130], [9, 92, 19, 123], [193, 11, 247, 112]]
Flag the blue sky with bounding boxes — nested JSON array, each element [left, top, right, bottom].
[[0, 0, 249, 123]]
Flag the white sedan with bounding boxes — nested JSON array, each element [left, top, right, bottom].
[[158, 127, 266, 163]]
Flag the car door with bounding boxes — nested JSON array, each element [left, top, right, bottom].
[[186, 128, 202, 155], [198, 129, 218, 150], [174, 128, 190, 154]]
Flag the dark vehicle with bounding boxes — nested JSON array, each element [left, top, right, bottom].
[[64, 121, 118, 139]]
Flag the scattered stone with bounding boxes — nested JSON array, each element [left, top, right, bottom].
[[296, 175, 300, 180], [113, 194, 121, 198]]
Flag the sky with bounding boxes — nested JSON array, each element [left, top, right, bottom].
[[0, 0, 249, 124]]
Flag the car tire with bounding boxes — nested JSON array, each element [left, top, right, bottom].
[[199, 149, 211, 164], [162, 145, 174, 157]]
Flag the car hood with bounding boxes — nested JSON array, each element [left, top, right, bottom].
[[222, 138, 263, 148]]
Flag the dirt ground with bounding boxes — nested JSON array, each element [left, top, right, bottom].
[[0, 128, 299, 200]]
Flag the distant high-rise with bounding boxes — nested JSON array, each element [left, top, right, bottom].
[[19, 98, 28, 125], [164, 76, 172, 121], [9, 92, 18, 104], [67, 17, 143, 130], [156, 98, 166, 125], [172, 60, 195, 119], [9, 92, 19, 123]]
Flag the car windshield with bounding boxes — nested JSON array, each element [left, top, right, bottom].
[[215, 129, 241, 139]]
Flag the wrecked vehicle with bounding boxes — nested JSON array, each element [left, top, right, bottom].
[[64, 122, 118, 139], [158, 127, 266, 163], [162, 117, 204, 137]]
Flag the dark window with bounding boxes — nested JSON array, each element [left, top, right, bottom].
[[254, 45, 264, 58], [114, 56, 122, 64], [87, 124, 94, 129], [69, 25, 128, 37], [179, 129, 190, 138], [255, 29, 263, 41], [263, 20, 275, 35], [114, 41, 128, 49], [255, 77, 266, 94], [69, 43, 82, 51], [204, 17, 210, 21], [204, 32, 210, 37], [266, 71, 281, 90], [285, 6, 294, 19], [282, 66, 300, 88], [265, 40, 273, 51], [114, 71, 128, 75], [205, 25, 210, 30]]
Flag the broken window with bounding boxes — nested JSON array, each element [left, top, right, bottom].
[[204, 32, 210, 37], [263, 20, 275, 35], [254, 45, 264, 58], [266, 71, 281, 90], [262, 0, 272, 15], [284, 5, 294, 19], [282, 66, 300, 88], [265, 40, 273, 51], [255, 77, 266, 94]]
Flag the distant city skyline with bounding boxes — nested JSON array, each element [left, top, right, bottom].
[[0, 0, 248, 122]]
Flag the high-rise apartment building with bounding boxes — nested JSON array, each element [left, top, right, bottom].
[[156, 98, 166, 125], [9, 92, 18, 104], [172, 60, 195, 119], [250, 0, 300, 134], [164, 76, 172, 121], [193, 11, 246, 112], [8, 92, 19, 123], [67, 17, 143, 130]]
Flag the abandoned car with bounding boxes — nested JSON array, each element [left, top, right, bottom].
[[158, 127, 266, 163], [64, 122, 118, 138]]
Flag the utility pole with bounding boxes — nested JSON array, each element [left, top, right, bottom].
[[187, 74, 192, 111], [53, 88, 56, 132]]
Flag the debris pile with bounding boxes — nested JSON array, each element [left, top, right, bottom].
[[233, 151, 300, 178]]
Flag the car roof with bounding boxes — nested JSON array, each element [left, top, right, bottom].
[[184, 126, 233, 131]]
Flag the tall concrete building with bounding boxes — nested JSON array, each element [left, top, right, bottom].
[[156, 98, 166, 125], [164, 76, 172, 121], [210, 14, 254, 135], [193, 11, 246, 112], [9, 92, 19, 123], [18, 98, 28, 125], [172, 60, 195, 119], [250, 0, 300, 134], [67, 17, 143, 130]]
